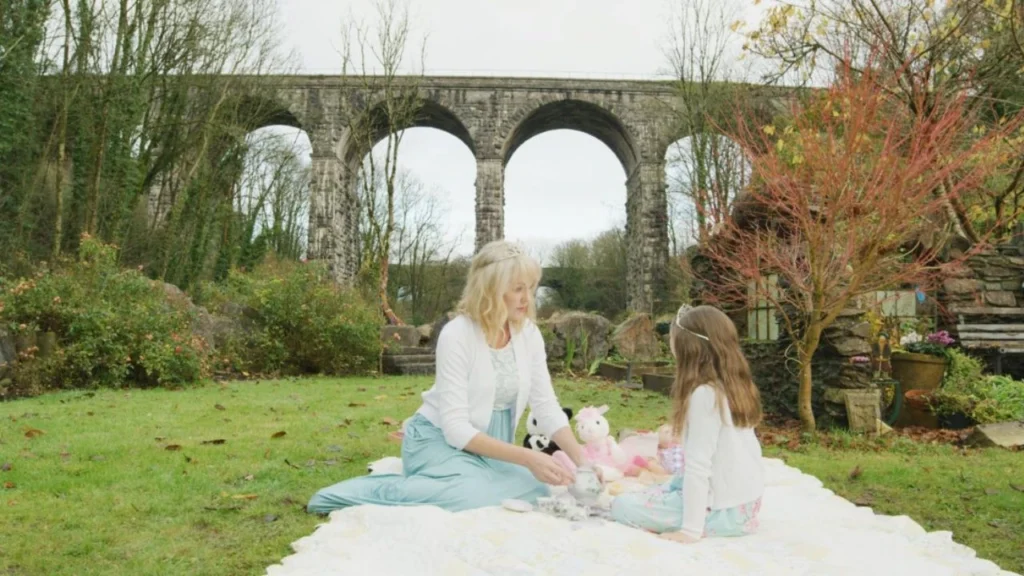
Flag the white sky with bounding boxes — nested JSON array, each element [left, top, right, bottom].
[[255, 0, 771, 261]]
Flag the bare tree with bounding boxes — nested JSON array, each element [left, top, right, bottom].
[[341, 0, 426, 325], [664, 0, 752, 244]]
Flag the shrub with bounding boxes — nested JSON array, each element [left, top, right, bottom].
[[0, 236, 208, 398], [932, 349, 1024, 424], [197, 257, 381, 376]]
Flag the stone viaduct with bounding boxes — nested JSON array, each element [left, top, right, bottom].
[[244, 75, 790, 313]]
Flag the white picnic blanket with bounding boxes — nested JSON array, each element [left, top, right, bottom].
[[266, 458, 1019, 576]]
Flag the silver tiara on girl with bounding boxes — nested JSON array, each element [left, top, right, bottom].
[[674, 304, 710, 341]]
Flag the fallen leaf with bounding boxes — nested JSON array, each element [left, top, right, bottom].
[[204, 505, 242, 512], [853, 496, 874, 506], [243, 474, 254, 481], [848, 465, 863, 480], [0, 463, 11, 472], [24, 428, 44, 439], [1010, 483, 1024, 493], [201, 439, 226, 445], [381, 417, 399, 426], [347, 402, 366, 408], [264, 514, 279, 523], [231, 493, 258, 500], [988, 520, 1005, 529], [271, 431, 286, 439], [3, 482, 15, 490], [358, 387, 367, 392], [155, 437, 166, 442], [165, 444, 182, 451], [338, 419, 353, 428], [214, 404, 226, 411]]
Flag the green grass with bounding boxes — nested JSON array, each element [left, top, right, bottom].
[[0, 376, 1021, 575]]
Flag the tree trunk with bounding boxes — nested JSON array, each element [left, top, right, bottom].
[[379, 253, 402, 325], [797, 322, 823, 432]]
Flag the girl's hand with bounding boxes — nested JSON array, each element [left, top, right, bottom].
[[659, 531, 700, 544], [524, 451, 573, 486]]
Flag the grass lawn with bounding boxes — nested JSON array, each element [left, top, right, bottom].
[[1, 376, 1022, 576]]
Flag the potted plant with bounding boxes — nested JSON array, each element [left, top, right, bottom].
[[890, 330, 954, 393]]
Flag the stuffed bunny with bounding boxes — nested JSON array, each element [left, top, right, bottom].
[[574, 405, 647, 479]]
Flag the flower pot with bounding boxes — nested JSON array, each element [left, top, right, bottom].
[[896, 389, 938, 429], [890, 352, 948, 393]]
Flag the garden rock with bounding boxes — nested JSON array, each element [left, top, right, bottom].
[[539, 311, 612, 371], [966, 421, 1024, 449], [832, 336, 871, 357], [610, 314, 662, 361], [429, 313, 456, 352], [160, 282, 193, 309], [417, 324, 432, 343]]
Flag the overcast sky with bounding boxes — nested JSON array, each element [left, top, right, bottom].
[[253, 0, 770, 262]]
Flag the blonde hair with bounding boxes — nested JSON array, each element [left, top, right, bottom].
[[669, 304, 762, 436], [456, 240, 542, 347]]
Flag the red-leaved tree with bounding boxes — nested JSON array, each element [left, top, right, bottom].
[[695, 54, 1024, 431]]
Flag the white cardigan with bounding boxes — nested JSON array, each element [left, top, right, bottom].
[[417, 315, 571, 450], [680, 384, 765, 537]]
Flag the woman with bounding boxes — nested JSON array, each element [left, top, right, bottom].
[[308, 240, 590, 514]]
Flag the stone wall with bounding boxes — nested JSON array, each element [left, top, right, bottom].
[[742, 309, 874, 425], [940, 245, 1024, 377]]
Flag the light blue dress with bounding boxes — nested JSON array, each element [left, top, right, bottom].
[[610, 445, 762, 536], [308, 344, 549, 514]]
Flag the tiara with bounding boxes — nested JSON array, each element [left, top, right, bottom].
[[674, 304, 710, 341], [493, 243, 525, 263]]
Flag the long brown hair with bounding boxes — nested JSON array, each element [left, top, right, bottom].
[[669, 305, 762, 436]]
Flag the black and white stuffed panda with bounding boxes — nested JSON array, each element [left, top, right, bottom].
[[522, 407, 573, 455]]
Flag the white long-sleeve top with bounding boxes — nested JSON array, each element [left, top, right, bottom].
[[417, 315, 571, 450], [680, 384, 765, 538]]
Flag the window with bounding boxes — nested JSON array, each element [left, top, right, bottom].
[[867, 290, 918, 319], [747, 274, 780, 341]]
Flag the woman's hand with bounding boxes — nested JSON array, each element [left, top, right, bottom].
[[524, 450, 574, 486], [659, 531, 700, 544]]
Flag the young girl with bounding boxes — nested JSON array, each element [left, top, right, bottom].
[[610, 304, 764, 543]]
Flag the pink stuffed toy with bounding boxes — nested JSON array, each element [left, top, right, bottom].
[[574, 405, 648, 479]]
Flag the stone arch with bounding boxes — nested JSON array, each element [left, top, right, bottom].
[[233, 94, 305, 132], [500, 99, 640, 174], [342, 97, 475, 168]]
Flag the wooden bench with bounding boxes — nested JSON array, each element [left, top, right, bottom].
[[953, 306, 1024, 374]]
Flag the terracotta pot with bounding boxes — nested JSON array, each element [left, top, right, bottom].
[[897, 389, 938, 429], [891, 352, 948, 392]]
